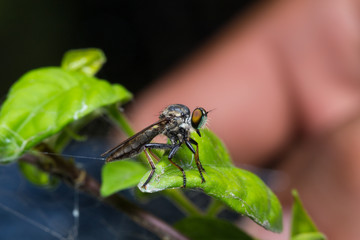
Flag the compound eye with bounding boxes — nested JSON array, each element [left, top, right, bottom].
[[191, 107, 207, 129]]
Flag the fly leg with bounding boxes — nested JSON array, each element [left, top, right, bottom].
[[168, 143, 186, 188], [148, 149, 160, 162], [142, 143, 172, 188], [186, 138, 206, 183], [143, 143, 186, 188], [142, 149, 156, 189]]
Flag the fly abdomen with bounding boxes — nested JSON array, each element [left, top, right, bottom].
[[104, 125, 163, 162]]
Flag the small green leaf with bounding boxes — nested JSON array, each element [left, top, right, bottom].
[[101, 160, 148, 197], [292, 233, 326, 240], [0, 67, 132, 161], [291, 190, 326, 240], [138, 129, 283, 232], [61, 48, 106, 76], [174, 217, 254, 240], [18, 161, 58, 188]]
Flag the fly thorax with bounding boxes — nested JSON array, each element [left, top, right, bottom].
[[179, 122, 191, 130], [160, 104, 192, 142]]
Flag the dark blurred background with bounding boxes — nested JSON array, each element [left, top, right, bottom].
[[0, 0, 259, 98]]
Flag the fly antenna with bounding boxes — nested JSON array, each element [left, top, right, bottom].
[[206, 108, 216, 114]]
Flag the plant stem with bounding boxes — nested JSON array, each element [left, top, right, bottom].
[[164, 190, 203, 217], [21, 145, 188, 240], [106, 104, 135, 137], [206, 198, 225, 218]]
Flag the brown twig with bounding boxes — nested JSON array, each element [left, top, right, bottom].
[[20, 143, 188, 240]]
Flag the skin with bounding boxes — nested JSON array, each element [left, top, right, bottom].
[[125, 0, 360, 239]]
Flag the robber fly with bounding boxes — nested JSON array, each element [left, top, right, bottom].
[[101, 104, 208, 189]]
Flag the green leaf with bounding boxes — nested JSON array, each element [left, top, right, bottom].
[[100, 160, 147, 197], [174, 217, 254, 240], [18, 161, 59, 188], [138, 129, 283, 232], [292, 233, 326, 240], [291, 190, 326, 240], [0, 67, 132, 162], [61, 48, 106, 76]]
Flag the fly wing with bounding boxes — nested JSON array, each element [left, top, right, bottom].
[[101, 118, 170, 162]]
